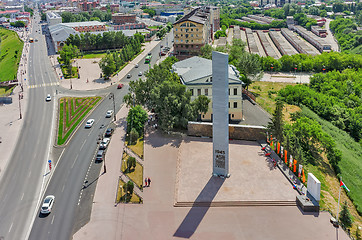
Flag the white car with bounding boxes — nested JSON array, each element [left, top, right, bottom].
[[135, 64, 139, 68], [85, 119, 95, 128], [46, 94, 51, 101], [105, 110, 113, 118], [41, 195, 55, 214], [99, 138, 110, 150], [138, 72, 142, 76]]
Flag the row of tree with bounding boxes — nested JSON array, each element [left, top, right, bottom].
[[260, 52, 362, 73], [61, 10, 112, 23], [123, 57, 210, 131], [278, 69, 362, 143], [99, 39, 142, 79], [65, 31, 144, 51], [330, 17, 362, 53], [267, 101, 356, 231]]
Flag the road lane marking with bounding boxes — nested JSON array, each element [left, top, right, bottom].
[[21, 192, 25, 201], [51, 215, 55, 224], [28, 171, 31, 178], [80, 140, 86, 151], [62, 185, 65, 193], [71, 154, 79, 169], [8, 222, 13, 233]]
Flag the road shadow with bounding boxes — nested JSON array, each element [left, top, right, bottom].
[[145, 129, 182, 148], [173, 176, 225, 238]]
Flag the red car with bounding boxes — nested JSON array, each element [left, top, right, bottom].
[[117, 84, 123, 89], [159, 51, 167, 56]]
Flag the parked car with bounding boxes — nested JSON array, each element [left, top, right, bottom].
[[138, 72, 142, 76], [148, 52, 152, 56], [85, 119, 95, 128], [160, 51, 167, 56], [96, 150, 104, 162], [105, 110, 113, 118], [46, 94, 51, 101], [105, 128, 114, 137], [135, 64, 139, 68], [127, 74, 132, 78], [164, 46, 170, 51], [117, 83, 123, 89], [99, 138, 110, 150], [41, 195, 55, 214]]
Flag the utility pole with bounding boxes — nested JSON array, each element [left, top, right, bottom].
[[18, 92, 22, 119]]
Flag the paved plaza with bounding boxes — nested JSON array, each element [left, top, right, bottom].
[[175, 138, 298, 204], [74, 125, 349, 240]]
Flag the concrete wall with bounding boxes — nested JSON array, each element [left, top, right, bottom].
[[188, 121, 266, 141]]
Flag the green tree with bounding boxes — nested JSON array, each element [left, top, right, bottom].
[[200, 44, 213, 59], [339, 201, 353, 229], [127, 156, 136, 171], [129, 128, 139, 145], [192, 95, 210, 119], [126, 105, 148, 136], [123, 180, 134, 196], [237, 52, 263, 89], [98, 52, 116, 79], [356, 226, 361, 240], [267, 99, 284, 143]]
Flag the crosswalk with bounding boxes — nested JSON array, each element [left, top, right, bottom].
[[28, 82, 59, 89]]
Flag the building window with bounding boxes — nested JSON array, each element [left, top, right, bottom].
[[228, 102, 230, 108], [210, 77, 212, 81], [232, 114, 234, 118], [181, 39, 183, 42], [176, 28, 178, 31], [191, 28, 193, 31], [185, 34, 188, 38], [197, 89, 201, 96], [228, 88, 230, 95], [205, 88, 208, 96], [191, 34, 193, 37], [190, 89, 194, 95], [234, 88, 237, 95], [234, 102, 237, 108]]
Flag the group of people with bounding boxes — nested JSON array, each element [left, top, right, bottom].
[[144, 177, 151, 187]]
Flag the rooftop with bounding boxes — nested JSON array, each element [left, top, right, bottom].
[[60, 21, 105, 28], [174, 7, 208, 25], [172, 56, 242, 85]]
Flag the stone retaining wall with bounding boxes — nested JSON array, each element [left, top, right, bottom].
[[187, 121, 266, 141]]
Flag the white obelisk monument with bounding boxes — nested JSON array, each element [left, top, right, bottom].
[[212, 51, 230, 177]]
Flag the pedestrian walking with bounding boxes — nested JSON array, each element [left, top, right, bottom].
[[145, 178, 148, 187], [147, 177, 151, 187]]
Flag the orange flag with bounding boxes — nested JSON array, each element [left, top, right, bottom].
[[284, 150, 288, 164], [277, 142, 280, 154], [302, 169, 306, 183], [293, 160, 297, 172]]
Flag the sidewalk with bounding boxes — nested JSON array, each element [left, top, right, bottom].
[[56, 39, 162, 91], [261, 71, 312, 84]]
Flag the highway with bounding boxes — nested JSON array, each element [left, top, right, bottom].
[[0, 12, 59, 240], [28, 27, 173, 240]]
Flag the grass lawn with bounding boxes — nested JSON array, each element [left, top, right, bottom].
[[0, 28, 24, 82], [126, 137, 144, 159], [57, 96, 101, 145], [60, 65, 78, 79], [248, 80, 361, 237], [121, 152, 143, 189], [249, 81, 301, 123], [116, 178, 142, 203], [79, 52, 106, 59], [300, 106, 362, 233], [0, 86, 15, 96]]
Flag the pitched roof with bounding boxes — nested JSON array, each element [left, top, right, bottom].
[[173, 7, 208, 25], [172, 56, 242, 85]]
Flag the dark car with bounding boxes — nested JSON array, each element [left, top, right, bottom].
[[96, 150, 104, 162], [105, 128, 114, 137], [159, 51, 167, 56]]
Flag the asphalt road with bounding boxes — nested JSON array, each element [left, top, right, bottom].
[[0, 13, 59, 240], [28, 29, 173, 240]]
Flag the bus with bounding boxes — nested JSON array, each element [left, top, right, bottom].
[[145, 55, 152, 64], [29, 38, 34, 43]]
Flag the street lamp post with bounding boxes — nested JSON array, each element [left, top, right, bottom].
[[109, 92, 116, 122], [18, 93, 22, 119]]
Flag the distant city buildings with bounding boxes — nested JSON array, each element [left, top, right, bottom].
[[258, 0, 297, 7]]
